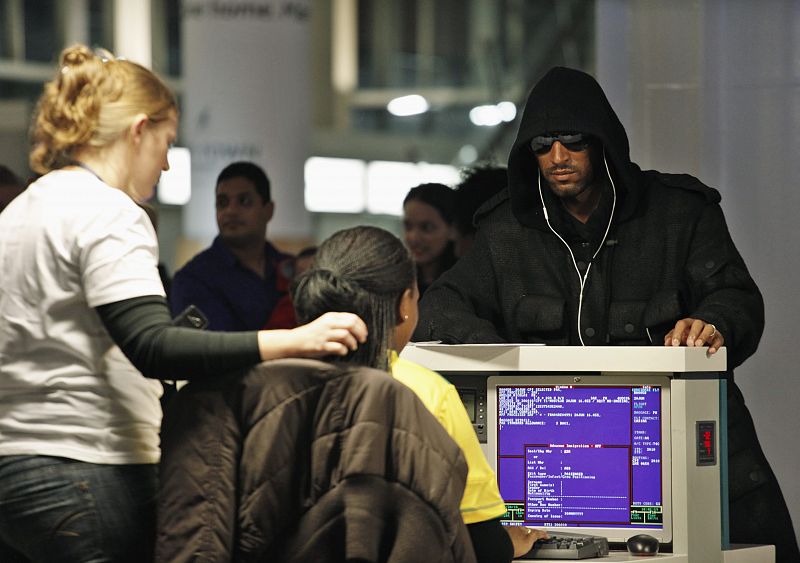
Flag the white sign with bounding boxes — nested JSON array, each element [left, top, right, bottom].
[[182, 0, 312, 243]]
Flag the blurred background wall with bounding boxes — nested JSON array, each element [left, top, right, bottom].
[[597, 1, 800, 537]]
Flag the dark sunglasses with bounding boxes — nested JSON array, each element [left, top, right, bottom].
[[530, 132, 591, 155]]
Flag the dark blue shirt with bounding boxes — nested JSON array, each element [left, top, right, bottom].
[[170, 236, 293, 331]]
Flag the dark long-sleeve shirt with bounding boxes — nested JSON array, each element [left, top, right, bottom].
[[170, 236, 293, 331]]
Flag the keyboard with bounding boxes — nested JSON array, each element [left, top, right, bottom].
[[520, 530, 610, 560]]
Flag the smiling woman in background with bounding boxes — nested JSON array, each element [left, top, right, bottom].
[[402, 182, 457, 296], [0, 44, 365, 563]]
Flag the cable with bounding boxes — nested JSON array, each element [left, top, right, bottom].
[[537, 146, 617, 346]]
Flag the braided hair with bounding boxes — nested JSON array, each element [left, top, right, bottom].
[[291, 226, 415, 371]]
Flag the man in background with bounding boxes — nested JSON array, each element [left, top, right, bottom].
[[170, 161, 295, 331]]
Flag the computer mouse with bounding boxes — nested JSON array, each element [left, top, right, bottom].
[[626, 533, 659, 556]]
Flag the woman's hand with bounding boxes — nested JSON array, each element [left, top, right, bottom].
[[504, 525, 549, 558], [257, 312, 367, 361]]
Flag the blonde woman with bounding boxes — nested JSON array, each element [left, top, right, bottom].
[[0, 45, 365, 562]]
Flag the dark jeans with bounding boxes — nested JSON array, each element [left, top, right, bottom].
[[0, 455, 157, 563]]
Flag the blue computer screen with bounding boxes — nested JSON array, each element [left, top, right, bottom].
[[495, 383, 664, 530]]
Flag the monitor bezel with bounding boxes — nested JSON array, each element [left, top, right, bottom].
[[487, 374, 673, 544]]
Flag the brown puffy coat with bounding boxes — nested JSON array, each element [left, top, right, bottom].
[[156, 359, 475, 563]]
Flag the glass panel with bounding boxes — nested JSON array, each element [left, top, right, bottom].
[[89, 0, 114, 51], [349, 0, 596, 160], [151, 0, 181, 77], [432, 0, 469, 87], [164, 0, 181, 76], [0, 78, 45, 102], [0, 0, 10, 59], [357, 0, 594, 91], [23, 0, 59, 62]]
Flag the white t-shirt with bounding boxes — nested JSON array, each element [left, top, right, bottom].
[[0, 169, 166, 464]]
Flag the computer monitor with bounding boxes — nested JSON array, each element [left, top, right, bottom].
[[487, 375, 672, 544]]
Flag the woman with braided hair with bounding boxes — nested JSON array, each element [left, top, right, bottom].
[[0, 44, 365, 562], [292, 226, 548, 563]]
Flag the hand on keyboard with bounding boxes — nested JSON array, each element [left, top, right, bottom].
[[505, 526, 551, 558], [521, 531, 610, 560]]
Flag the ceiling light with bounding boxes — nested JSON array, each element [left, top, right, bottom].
[[469, 101, 518, 127], [458, 145, 478, 164], [387, 94, 429, 116], [497, 101, 517, 122], [469, 105, 503, 127]]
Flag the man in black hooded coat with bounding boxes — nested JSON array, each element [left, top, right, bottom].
[[415, 66, 799, 561]]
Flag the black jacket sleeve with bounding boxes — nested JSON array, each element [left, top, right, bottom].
[[684, 203, 764, 368], [95, 295, 261, 380], [467, 519, 515, 563]]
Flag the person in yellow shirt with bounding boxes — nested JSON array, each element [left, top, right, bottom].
[[292, 225, 547, 562]]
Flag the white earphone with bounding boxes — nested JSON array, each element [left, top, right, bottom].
[[536, 146, 617, 346]]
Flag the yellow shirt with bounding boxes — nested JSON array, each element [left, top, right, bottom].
[[390, 352, 507, 524]]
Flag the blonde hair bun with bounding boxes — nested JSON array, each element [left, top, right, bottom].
[[30, 44, 176, 174], [60, 44, 97, 68]]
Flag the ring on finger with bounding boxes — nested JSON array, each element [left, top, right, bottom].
[[708, 323, 717, 339]]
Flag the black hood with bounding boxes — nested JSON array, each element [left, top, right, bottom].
[[507, 66, 641, 228]]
